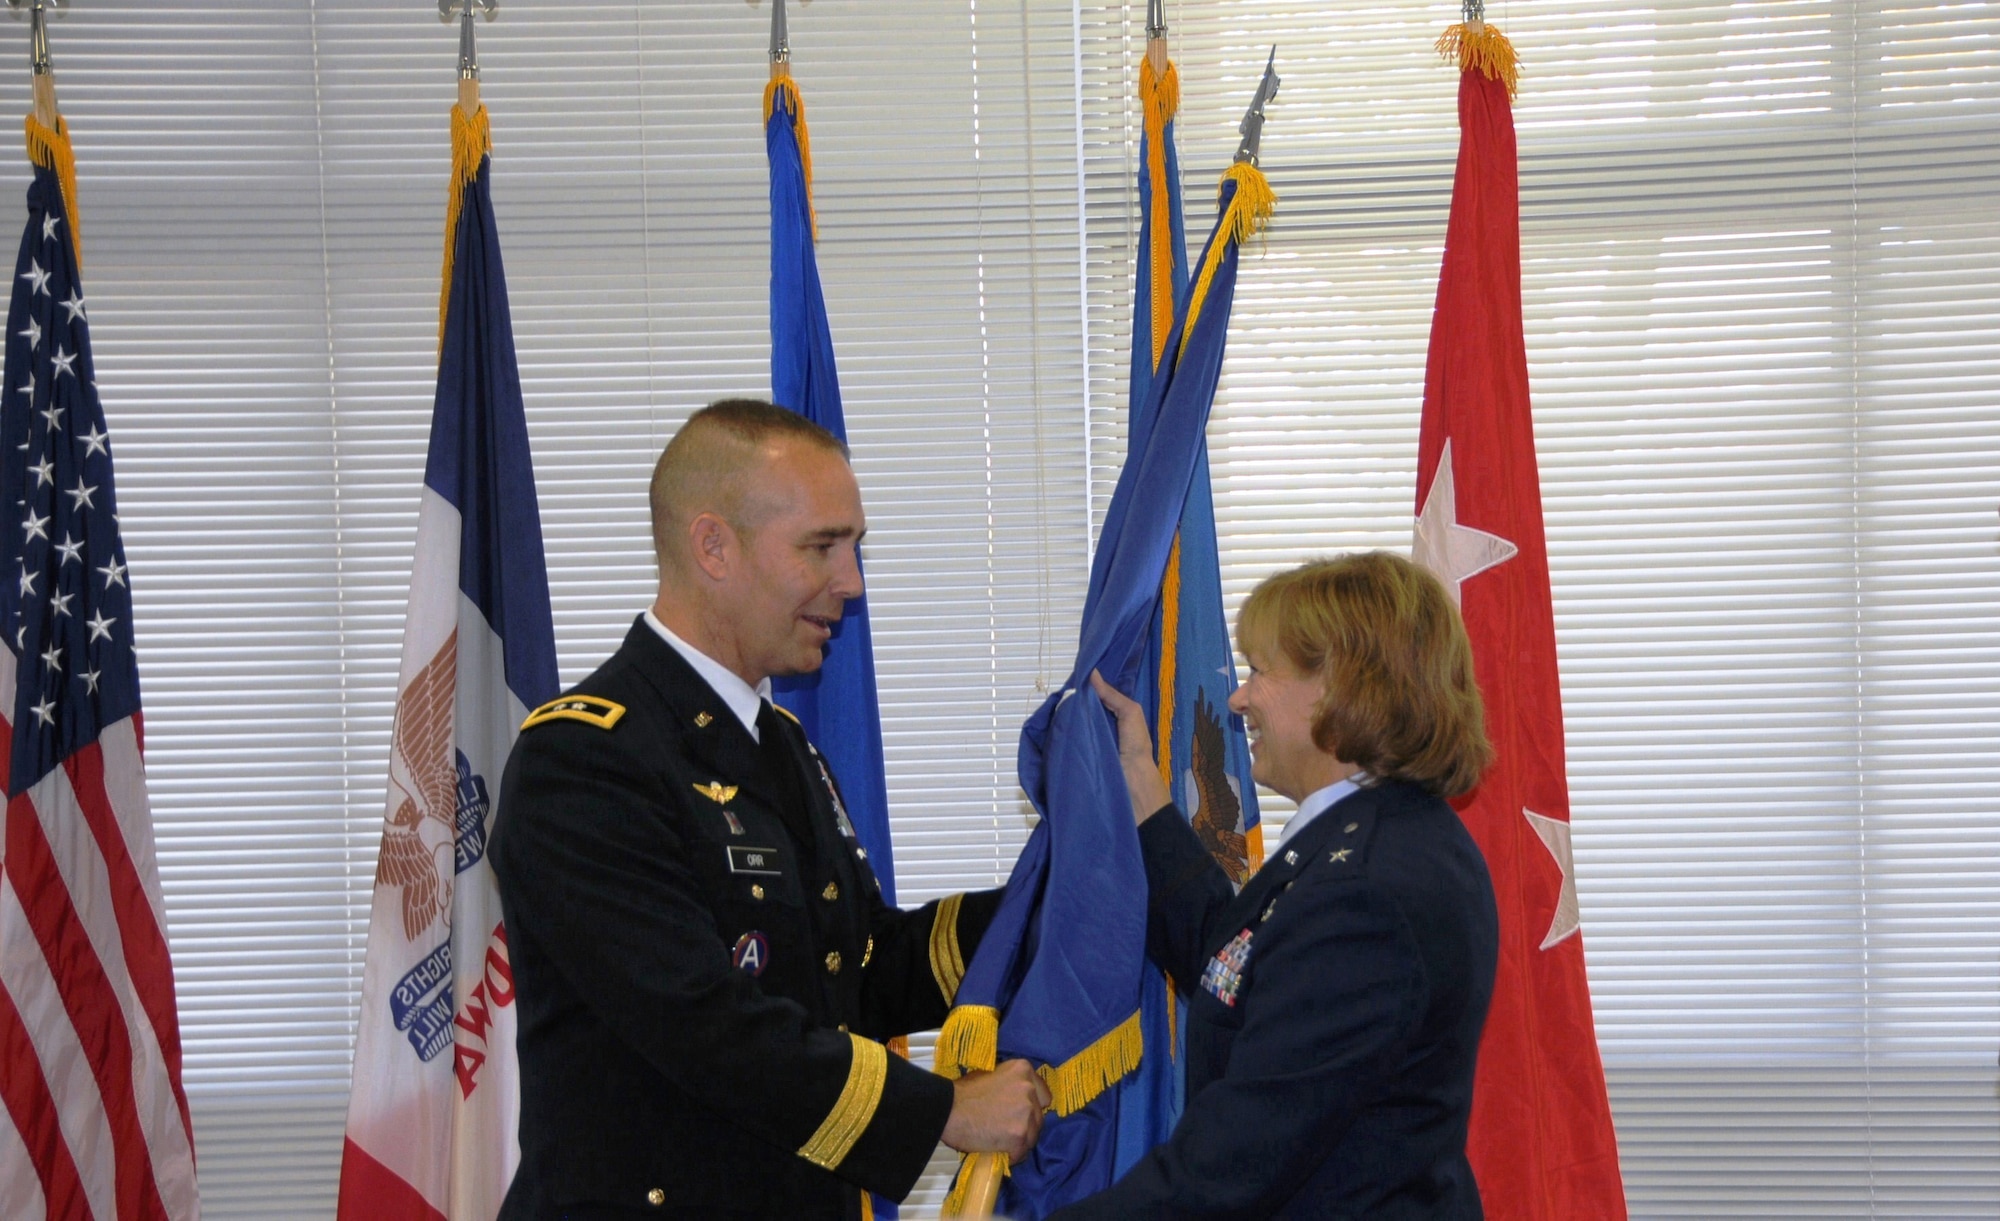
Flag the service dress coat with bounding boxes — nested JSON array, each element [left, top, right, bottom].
[[1051, 779, 1499, 1220], [490, 618, 998, 1220]]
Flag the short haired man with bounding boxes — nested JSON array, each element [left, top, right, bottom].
[[492, 400, 1049, 1219]]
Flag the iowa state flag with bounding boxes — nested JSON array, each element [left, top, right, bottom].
[[338, 101, 558, 1221], [1411, 22, 1626, 1218]]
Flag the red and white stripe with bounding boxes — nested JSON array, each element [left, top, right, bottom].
[[0, 648, 200, 1220]]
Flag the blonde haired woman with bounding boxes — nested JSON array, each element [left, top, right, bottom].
[[1064, 551, 1500, 1219]]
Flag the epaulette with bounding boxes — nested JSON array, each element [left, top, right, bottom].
[[521, 694, 626, 731]]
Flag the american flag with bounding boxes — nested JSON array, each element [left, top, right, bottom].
[[0, 127, 200, 1218]]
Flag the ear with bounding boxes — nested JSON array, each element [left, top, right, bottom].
[[687, 511, 736, 582]]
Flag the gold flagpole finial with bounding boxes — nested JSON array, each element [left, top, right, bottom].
[[7, 0, 67, 129], [438, 0, 496, 113]]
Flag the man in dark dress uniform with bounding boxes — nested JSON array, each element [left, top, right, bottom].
[[491, 400, 1048, 1219]]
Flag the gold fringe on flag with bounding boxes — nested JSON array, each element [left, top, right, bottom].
[[439, 102, 492, 350], [1436, 21, 1520, 97], [934, 1004, 1001, 1079], [938, 1009, 1146, 1209], [1176, 162, 1275, 362], [1038, 1007, 1144, 1117], [24, 114, 80, 267], [936, 1003, 1143, 1116], [1138, 54, 1180, 372], [764, 70, 819, 242]]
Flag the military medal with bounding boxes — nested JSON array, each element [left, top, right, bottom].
[[1200, 928, 1254, 1008], [812, 754, 858, 840]]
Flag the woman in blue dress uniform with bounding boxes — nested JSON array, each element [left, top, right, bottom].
[[1066, 551, 1501, 1219]]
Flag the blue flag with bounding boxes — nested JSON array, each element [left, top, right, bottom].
[[765, 67, 902, 1221], [1116, 50, 1267, 1181], [764, 74, 897, 909], [937, 163, 1275, 1218], [341, 101, 558, 1217]]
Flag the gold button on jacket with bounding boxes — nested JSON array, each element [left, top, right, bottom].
[[647, 1187, 666, 1206], [825, 951, 842, 975]]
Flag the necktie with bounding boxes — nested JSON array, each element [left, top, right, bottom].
[[756, 700, 817, 852]]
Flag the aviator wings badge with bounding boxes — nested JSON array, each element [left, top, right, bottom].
[[694, 781, 740, 805]]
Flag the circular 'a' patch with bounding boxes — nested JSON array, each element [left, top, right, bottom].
[[732, 931, 771, 977]]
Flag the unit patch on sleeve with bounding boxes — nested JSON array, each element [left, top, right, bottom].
[[521, 694, 626, 731]]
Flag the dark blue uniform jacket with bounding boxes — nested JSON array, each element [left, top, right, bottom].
[[1053, 779, 1498, 1220], [490, 619, 999, 1219]]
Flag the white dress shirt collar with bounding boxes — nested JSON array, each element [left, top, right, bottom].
[[644, 610, 773, 741], [1277, 773, 1369, 852]]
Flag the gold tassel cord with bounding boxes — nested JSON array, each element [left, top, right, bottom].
[[764, 72, 819, 242], [439, 102, 492, 351], [1175, 162, 1274, 364], [24, 115, 80, 267], [933, 1004, 1000, 1080], [1436, 21, 1520, 97], [1139, 55, 1180, 372]]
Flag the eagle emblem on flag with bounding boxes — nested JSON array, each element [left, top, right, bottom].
[[1186, 690, 1249, 885], [377, 629, 460, 940]]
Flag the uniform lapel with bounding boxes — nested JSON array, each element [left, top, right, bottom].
[[618, 619, 791, 820], [1207, 784, 1387, 956]]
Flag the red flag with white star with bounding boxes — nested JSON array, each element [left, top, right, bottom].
[[1412, 21, 1626, 1218]]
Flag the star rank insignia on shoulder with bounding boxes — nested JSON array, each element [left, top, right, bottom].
[[521, 694, 627, 731]]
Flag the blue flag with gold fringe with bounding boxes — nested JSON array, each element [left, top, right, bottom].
[[764, 71, 898, 918], [1111, 43, 1267, 1182], [935, 153, 1275, 1217]]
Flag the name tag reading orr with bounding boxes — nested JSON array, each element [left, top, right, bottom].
[[727, 845, 783, 876]]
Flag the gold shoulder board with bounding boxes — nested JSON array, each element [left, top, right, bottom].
[[521, 695, 627, 731]]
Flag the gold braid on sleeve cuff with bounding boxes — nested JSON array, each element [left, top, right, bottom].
[[928, 892, 967, 1005], [797, 1034, 888, 1172]]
